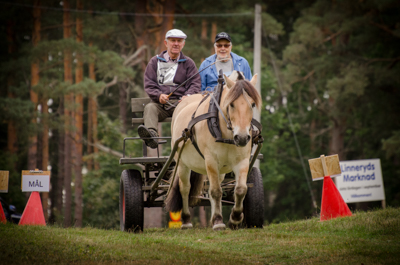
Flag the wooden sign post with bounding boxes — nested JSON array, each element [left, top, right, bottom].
[[308, 154, 341, 181], [0, 171, 8, 223], [0, 171, 9, 193], [308, 154, 352, 221]]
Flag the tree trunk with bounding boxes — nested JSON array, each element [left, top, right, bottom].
[[74, 0, 84, 228], [119, 83, 127, 133], [158, 0, 175, 53], [28, 0, 41, 172], [200, 19, 208, 62], [328, 96, 346, 160], [54, 99, 64, 223], [7, 20, 17, 156], [210, 22, 217, 55], [135, 0, 148, 71], [63, 0, 73, 228], [329, 118, 346, 160], [41, 97, 49, 221], [87, 42, 99, 171], [310, 118, 316, 152], [201, 19, 207, 41]]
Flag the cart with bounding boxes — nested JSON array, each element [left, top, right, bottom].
[[119, 98, 265, 232]]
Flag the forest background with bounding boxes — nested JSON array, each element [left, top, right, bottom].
[[0, 0, 399, 229]]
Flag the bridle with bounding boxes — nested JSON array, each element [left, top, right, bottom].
[[223, 88, 255, 132]]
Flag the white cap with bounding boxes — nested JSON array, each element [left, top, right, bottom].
[[165, 29, 187, 39]]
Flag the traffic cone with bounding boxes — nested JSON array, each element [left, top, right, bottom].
[[320, 176, 352, 221], [19, 191, 46, 226], [0, 202, 6, 224]]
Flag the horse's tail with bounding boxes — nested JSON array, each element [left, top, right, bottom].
[[165, 171, 182, 212], [165, 171, 205, 212], [189, 172, 206, 207]]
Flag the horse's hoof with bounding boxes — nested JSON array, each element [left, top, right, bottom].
[[230, 211, 244, 223], [212, 223, 226, 231], [181, 223, 193, 229], [227, 220, 241, 230]]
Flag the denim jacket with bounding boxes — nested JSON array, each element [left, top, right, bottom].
[[199, 52, 252, 91]]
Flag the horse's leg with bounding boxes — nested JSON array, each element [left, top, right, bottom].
[[178, 164, 192, 229], [228, 161, 249, 229], [206, 163, 225, 231]]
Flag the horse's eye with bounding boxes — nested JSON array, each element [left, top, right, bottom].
[[251, 103, 256, 108], [230, 103, 234, 108]]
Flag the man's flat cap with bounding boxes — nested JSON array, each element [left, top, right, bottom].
[[166, 29, 187, 39]]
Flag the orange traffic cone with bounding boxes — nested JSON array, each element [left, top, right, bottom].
[[0, 202, 6, 224], [320, 176, 352, 221], [19, 191, 46, 226]]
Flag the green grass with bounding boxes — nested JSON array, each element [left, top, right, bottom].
[[1, 207, 400, 264]]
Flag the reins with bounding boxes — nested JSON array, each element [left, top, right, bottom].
[[209, 93, 233, 131], [166, 137, 188, 198]]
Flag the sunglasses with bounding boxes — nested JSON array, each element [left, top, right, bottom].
[[215, 43, 231, 48]]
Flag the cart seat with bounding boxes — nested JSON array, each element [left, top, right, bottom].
[[131, 98, 172, 125]]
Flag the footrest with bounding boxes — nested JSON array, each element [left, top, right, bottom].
[[119, 156, 171, 165]]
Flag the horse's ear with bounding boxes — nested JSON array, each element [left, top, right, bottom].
[[237, 71, 244, 80], [250, 74, 258, 87], [224, 74, 235, 89]]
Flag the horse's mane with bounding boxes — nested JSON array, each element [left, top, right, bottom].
[[223, 77, 261, 110]]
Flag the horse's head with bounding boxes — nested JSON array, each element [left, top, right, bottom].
[[223, 72, 261, 147]]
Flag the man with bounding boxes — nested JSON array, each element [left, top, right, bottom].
[[138, 29, 201, 148], [199, 32, 252, 91]]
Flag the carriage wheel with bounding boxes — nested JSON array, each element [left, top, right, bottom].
[[119, 169, 144, 232], [243, 167, 264, 228]]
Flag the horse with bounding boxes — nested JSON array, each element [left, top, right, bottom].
[[165, 71, 261, 230]]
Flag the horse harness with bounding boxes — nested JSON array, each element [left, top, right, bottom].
[[184, 70, 263, 159]]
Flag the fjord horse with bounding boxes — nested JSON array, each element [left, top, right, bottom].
[[165, 71, 261, 230]]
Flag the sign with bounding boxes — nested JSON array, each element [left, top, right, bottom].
[[0, 171, 9, 193], [21, 170, 50, 192], [336, 159, 385, 203], [308, 154, 341, 181]]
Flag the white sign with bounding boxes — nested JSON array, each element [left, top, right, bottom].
[[336, 159, 385, 203], [22, 174, 50, 192]]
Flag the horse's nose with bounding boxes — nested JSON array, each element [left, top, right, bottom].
[[234, 134, 251, 147]]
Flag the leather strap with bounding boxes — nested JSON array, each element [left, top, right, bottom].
[[209, 93, 232, 131], [187, 111, 218, 132]]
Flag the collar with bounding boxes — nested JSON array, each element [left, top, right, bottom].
[[163, 52, 180, 62], [157, 51, 187, 62]]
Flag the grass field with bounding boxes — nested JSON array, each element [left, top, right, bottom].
[[1, 207, 399, 264]]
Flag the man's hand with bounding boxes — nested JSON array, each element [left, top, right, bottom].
[[179, 95, 188, 102], [159, 94, 169, 104]]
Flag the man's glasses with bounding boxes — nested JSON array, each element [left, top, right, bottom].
[[215, 43, 231, 48]]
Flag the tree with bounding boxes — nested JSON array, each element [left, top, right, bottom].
[[29, 0, 41, 173], [63, 0, 73, 227], [74, 0, 84, 227], [6, 20, 17, 157]]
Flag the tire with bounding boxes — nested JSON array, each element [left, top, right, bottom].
[[243, 167, 264, 228], [119, 169, 144, 232]]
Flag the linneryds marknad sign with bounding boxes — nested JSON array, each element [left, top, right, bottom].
[[335, 159, 385, 203]]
